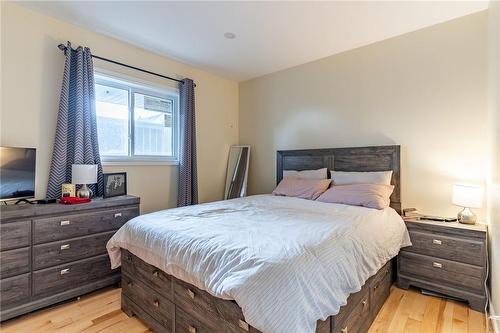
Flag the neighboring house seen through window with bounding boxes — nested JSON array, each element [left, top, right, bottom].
[[94, 72, 179, 163]]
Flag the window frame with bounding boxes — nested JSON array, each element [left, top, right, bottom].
[[94, 70, 180, 165]]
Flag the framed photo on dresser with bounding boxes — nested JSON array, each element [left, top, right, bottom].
[[103, 172, 127, 198]]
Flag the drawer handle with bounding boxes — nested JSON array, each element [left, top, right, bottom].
[[114, 212, 122, 218], [60, 268, 70, 275], [188, 325, 197, 333], [362, 299, 368, 307], [187, 288, 195, 300], [153, 299, 159, 307], [153, 270, 159, 277], [433, 239, 442, 245], [433, 262, 443, 268], [60, 220, 70, 226], [373, 284, 379, 290], [341, 327, 348, 333], [60, 244, 70, 250], [239, 319, 249, 331]]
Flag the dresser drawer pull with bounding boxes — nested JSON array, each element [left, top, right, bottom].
[[188, 325, 197, 333], [114, 213, 122, 218], [432, 239, 442, 245], [373, 284, 379, 290], [153, 299, 159, 307], [60, 244, 71, 250], [362, 299, 368, 307], [153, 270, 159, 277], [239, 319, 249, 331], [60, 268, 70, 275], [60, 220, 71, 226], [433, 262, 443, 268], [341, 326, 348, 333], [187, 288, 195, 300]]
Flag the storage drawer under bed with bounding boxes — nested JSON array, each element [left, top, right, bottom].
[[122, 273, 175, 330]]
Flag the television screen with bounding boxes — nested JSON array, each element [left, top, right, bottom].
[[0, 147, 36, 201]]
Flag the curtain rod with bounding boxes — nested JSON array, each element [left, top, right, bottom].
[[57, 43, 189, 85]]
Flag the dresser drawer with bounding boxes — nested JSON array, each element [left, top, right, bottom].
[[122, 273, 174, 330], [404, 230, 485, 266], [34, 207, 139, 244], [0, 247, 30, 279], [399, 251, 484, 293], [0, 220, 31, 251], [0, 273, 31, 307], [33, 231, 115, 270], [33, 254, 117, 297]]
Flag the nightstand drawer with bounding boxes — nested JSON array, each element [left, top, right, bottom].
[[404, 230, 485, 266], [399, 252, 484, 293]]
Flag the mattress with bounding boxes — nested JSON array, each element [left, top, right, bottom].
[[107, 194, 411, 333]]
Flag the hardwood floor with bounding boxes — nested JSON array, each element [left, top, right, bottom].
[[0, 286, 490, 333]]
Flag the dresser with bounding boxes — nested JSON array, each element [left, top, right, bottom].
[[397, 219, 487, 312], [0, 195, 140, 321]]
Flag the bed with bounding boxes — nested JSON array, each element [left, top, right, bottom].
[[107, 145, 410, 333]]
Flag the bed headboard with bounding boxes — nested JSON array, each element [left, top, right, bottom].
[[276, 145, 401, 213]]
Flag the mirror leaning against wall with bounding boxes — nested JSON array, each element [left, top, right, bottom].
[[224, 145, 250, 200]]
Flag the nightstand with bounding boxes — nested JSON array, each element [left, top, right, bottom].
[[397, 219, 487, 312]]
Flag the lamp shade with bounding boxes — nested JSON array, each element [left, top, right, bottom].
[[452, 184, 483, 208], [72, 164, 97, 184]]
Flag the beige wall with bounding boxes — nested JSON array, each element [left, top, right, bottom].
[[488, 0, 500, 325], [240, 11, 488, 220], [1, 3, 239, 213]]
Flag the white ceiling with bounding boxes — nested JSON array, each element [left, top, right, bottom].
[[19, 1, 488, 82]]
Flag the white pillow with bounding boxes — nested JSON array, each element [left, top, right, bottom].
[[330, 170, 393, 185], [283, 168, 327, 180]]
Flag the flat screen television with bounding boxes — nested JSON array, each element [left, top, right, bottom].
[[0, 147, 36, 202]]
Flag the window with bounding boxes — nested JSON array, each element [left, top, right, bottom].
[[95, 73, 179, 163]]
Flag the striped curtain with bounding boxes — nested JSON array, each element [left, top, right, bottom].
[[46, 42, 103, 199], [177, 78, 198, 207]]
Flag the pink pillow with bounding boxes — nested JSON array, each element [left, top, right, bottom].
[[316, 184, 394, 209], [272, 178, 331, 200]]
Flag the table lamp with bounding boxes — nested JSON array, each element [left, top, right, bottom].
[[72, 164, 97, 198], [452, 184, 483, 225]]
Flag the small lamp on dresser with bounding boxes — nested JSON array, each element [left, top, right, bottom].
[[72, 164, 97, 198], [452, 184, 483, 225]]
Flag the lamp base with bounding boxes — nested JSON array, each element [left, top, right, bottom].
[[76, 184, 93, 198], [457, 207, 476, 225]]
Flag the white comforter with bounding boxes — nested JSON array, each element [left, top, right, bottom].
[[107, 194, 410, 333]]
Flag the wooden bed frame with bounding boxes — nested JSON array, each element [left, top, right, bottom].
[[121, 145, 401, 333]]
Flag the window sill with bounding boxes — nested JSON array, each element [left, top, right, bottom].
[[102, 160, 179, 166]]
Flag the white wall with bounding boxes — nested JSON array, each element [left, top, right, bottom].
[[0, 3, 239, 213], [240, 11, 488, 220], [488, 0, 500, 328]]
